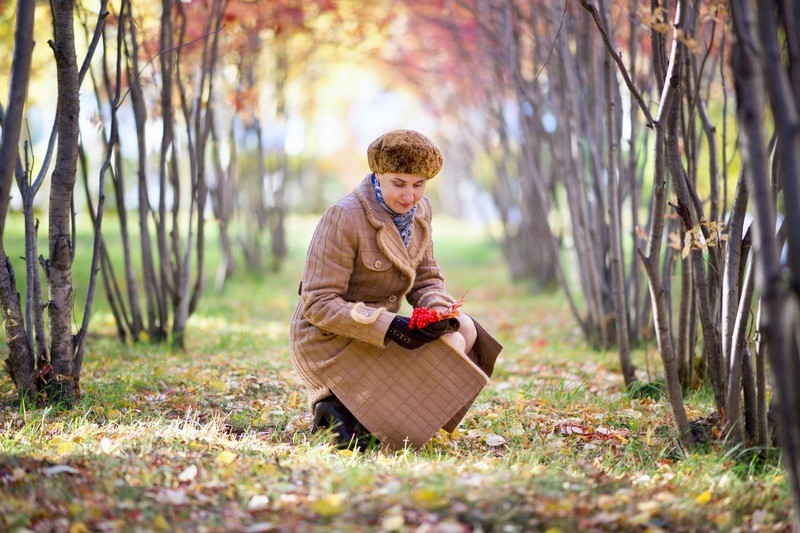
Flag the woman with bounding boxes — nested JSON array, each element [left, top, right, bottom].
[[290, 129, 502, 449]]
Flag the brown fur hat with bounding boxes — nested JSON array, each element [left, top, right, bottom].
[[367, 129, 443, 179]]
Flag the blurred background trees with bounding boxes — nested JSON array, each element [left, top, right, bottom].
[[1, 0, 799, 523]]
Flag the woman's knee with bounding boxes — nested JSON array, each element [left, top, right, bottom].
[[457, 314, 477, 352], [443, 331, 466, 353]]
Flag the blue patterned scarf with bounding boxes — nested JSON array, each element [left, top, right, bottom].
[[371, 173, 416, 247]]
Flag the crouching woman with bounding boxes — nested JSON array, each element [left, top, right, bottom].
[[290, 129, 502, 449]]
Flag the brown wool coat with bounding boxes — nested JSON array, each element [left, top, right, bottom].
[[290, 176, 502, 448]]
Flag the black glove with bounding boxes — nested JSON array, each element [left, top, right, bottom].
[[386, 315, 459, 350]]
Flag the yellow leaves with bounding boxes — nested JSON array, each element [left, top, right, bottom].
[[286, 391, 301, 409], [682, 227, 697, 259], [205, 379, 227, 393], [380, 505, 405, 531], [152, 515, 170, 531], [310, 493, 345, 518], [69, 522, 89, 533], [714, 511, 733, 528], [695, 490, 713, 505], [644, 426, 654, 446], [68, 502, 84, 518], [215, 450, 237, 465], [411, 488, 448, 510], [678, 31, 705, 55], [54, 437, 76, 455], [680, 220, 728, 259], [645, 6, 672, 33]]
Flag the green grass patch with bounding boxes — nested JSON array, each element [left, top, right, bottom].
[[0, 214, 791, 531]]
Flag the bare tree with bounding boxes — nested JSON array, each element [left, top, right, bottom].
[[0, 0, 37, 399], [1, 0, 108, 403], [729, 0, 800, 524]]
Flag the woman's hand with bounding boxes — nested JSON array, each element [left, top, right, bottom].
[[386, 315, 455, 350]]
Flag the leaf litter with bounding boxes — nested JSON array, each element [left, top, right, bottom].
[[0, 256, 792, 532]]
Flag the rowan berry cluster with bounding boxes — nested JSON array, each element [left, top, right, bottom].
[[408, 295, 466, 330], [408, 307, 443, 329]]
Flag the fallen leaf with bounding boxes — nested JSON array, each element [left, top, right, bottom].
[[310, 493, 344, 518], [381, 505, 404, 531], [695, 490, 712, 505], [412, 488, 448, 510], [100, 437, 114, 454], [248, 494, 270, 511], [178, 465, 198, 482], [714, 511, 732, 527], [215, 450, 237, 465], [69, 522, 89, 533], [43, 464, 80, 477], [54, 438, 76, 455], [152, 515, 170, 531], [161, 488, 188, 505], [286, 391, 300, 408], [557, 421, 586, 435], [484, 434, 506, 447], [244, 523, 278, 533]]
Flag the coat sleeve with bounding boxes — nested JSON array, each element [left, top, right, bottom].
[[407, 200, 457, 311], [300, 203, 395, 347]]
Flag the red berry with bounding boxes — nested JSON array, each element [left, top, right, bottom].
[[409, 307, 442, 329]]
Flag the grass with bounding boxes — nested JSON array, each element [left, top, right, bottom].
[[0, 213, 792, 531]]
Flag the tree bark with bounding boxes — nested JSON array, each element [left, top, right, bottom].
[[638, 124, 695, 452], [603, 38, 636, 386], [0, 0, 36, 399], [125, 0, 165, 341], [724, 253, 756, 443], [157, 0, 176, 343], [730, 0, 800, 523], [721, 169, 749, 376], [47, 0, 80, 402]]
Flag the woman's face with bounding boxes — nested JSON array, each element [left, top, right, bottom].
[[376, 173, 427, 214]]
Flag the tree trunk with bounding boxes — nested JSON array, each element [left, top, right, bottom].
[[724, 254, 756, 442], [603, 45, 635, 386], [47, 0, 80, 402], [677, 254, 693, 389], [730, 0, 800, 523], [639, 125, 695, 452], [125, 3, 164, 341], [157, 0, 176, 343], [0, 0, 36, 400]]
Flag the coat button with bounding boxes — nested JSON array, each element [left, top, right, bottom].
[[374, 260, 382, 268], [389, 295, 397, 303]]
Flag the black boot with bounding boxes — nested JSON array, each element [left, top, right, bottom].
[[312, 396, 378, 450]]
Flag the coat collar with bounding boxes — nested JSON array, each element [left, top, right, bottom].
[[354, 175, 431, 275]]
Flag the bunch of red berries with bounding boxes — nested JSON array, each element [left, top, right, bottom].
[[409, 307, 443, 329], [408, 295, 465, 330]]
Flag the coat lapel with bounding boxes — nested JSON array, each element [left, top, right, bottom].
[[354, 176, 431, 280], [407, 201, 431, 268]]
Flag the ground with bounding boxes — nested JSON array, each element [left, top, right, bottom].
[[0, 216, 791, 532]]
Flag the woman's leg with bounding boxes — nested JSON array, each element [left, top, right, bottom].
[[443, 314, 477, 353]]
